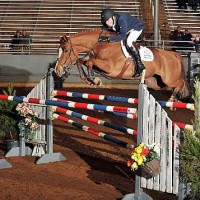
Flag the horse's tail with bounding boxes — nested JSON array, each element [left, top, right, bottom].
[[177, 53, 190, 99], [179, 79, 190, 99]]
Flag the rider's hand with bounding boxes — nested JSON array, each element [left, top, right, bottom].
[[99, 36, 109, 42]]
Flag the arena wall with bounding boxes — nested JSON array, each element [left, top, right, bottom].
[[0, 54, 189, 86]]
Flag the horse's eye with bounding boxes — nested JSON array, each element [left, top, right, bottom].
[[64, 49, 68, 53]]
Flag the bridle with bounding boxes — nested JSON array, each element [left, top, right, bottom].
[[58, 38, 79, 68], [57, 30, 104, 68]]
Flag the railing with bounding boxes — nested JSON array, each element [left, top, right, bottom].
[[0, 37, 58, 55], [144, 39, 195, 51]]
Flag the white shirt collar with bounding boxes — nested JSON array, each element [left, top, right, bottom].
[[112, 16, 116, 31]]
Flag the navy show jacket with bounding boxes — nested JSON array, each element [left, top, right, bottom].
[[103, 13, 144, 42]]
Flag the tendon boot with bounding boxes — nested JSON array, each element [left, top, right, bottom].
[[129, 47, 145, 77]]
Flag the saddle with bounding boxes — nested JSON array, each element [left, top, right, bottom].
[[121, 40, 154, 62]]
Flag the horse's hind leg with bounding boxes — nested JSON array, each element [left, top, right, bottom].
[[146, 76, 182, 111], [145, 77, 162, 90], [168, 74, 189, 101], [168, 79, 190, 111]]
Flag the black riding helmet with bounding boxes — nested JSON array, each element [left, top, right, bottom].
[[101, 9, 115, 24]]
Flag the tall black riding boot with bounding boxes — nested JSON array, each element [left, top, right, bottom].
[[129, 47, 145, 77]]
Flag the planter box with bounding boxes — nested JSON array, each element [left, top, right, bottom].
[[4, 139, 19, 152]]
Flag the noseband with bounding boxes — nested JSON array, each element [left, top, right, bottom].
[[58, 38, 79, 68]]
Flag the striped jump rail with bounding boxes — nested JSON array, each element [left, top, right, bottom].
[[52, 90, 194, 110], [52, 97, 138, 119], [52, 99, 193, 131], [51, 90, 138, 104], [0, 95, 137, 114], [52, 113, 134, 150], [51, 106, 137, 136], [158, 101, 194, 111]]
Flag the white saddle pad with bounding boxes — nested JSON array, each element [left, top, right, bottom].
[[121, 41, 154, 62]]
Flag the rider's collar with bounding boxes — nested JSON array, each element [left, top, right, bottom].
[[112, 16, 116, 31]]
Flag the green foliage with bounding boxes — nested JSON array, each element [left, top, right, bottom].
[[48, 60, 57, 69], [192, 79, 200, 140], [180, 79, 200, 199], [0, 83, 18, 140]]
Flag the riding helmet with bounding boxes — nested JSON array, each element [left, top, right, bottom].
[[101, 9, 114, 24]]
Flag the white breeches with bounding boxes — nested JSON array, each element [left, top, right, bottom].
[[126, 29, 143, 47]]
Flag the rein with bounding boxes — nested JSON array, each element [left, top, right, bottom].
[[79, 30, 104, 60], [65, 30, 104, 62], [80, 41, 101, 60], [62, 38, 79, 67]]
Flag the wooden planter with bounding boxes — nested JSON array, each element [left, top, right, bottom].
[[135, 159, 160, 179], [4, 139, 19, 152]]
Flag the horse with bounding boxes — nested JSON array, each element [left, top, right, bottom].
[[54, 29, 190, 102]]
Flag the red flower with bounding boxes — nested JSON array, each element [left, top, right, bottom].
[[141, 146, 150, 156], [127, 159, 132, 167]]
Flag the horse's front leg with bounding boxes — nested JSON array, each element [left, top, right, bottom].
[[85, 60, 102, 86], [87, 63, 95, 83], [76, 58, 88, 81], [76, 58, 99, 86]]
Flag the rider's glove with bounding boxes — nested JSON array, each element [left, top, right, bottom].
[[99, 36, 109, 42]]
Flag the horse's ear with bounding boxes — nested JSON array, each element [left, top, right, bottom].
[[59, 35, 69, 45], [62, 35, 68, 42]]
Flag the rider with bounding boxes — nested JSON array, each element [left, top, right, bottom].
[[99, 8, 145, 77]]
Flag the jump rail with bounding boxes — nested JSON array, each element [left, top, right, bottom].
[[52, 94, 193, 130], [52, 113, 134, 150], [0, 95, 137, 114], [52, 97, 193, 130], [51, 105, 137, 136], [52, 90, 194, 110]]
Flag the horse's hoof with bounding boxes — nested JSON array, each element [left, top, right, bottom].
[[94, 77, 102, 86], [168, 97, 177, 111], [97, 80, 102, 86], [85, 79, 94, 86]]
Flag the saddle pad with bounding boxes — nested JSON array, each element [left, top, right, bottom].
[[121, 41, 154, 62]]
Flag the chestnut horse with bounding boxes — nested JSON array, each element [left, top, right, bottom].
[[55, 29, 189, 101]]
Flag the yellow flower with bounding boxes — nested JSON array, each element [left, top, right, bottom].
[[142, 156, 147, 162], [137, 157, 144, 165], [140, 142, 145, 147], [131, 162, 138, 170], [134, 156, 138, 162], [131, 152, 140, 159], [136, 146, 143, 154]]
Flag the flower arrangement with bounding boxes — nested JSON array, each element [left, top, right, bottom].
[[16, 103, 39, 139], [127, 142, 160, 178]]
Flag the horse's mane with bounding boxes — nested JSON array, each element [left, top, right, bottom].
[[69, 28, 117, 39], [69, 29, 103, 37], [59, 29, 104, 45]]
